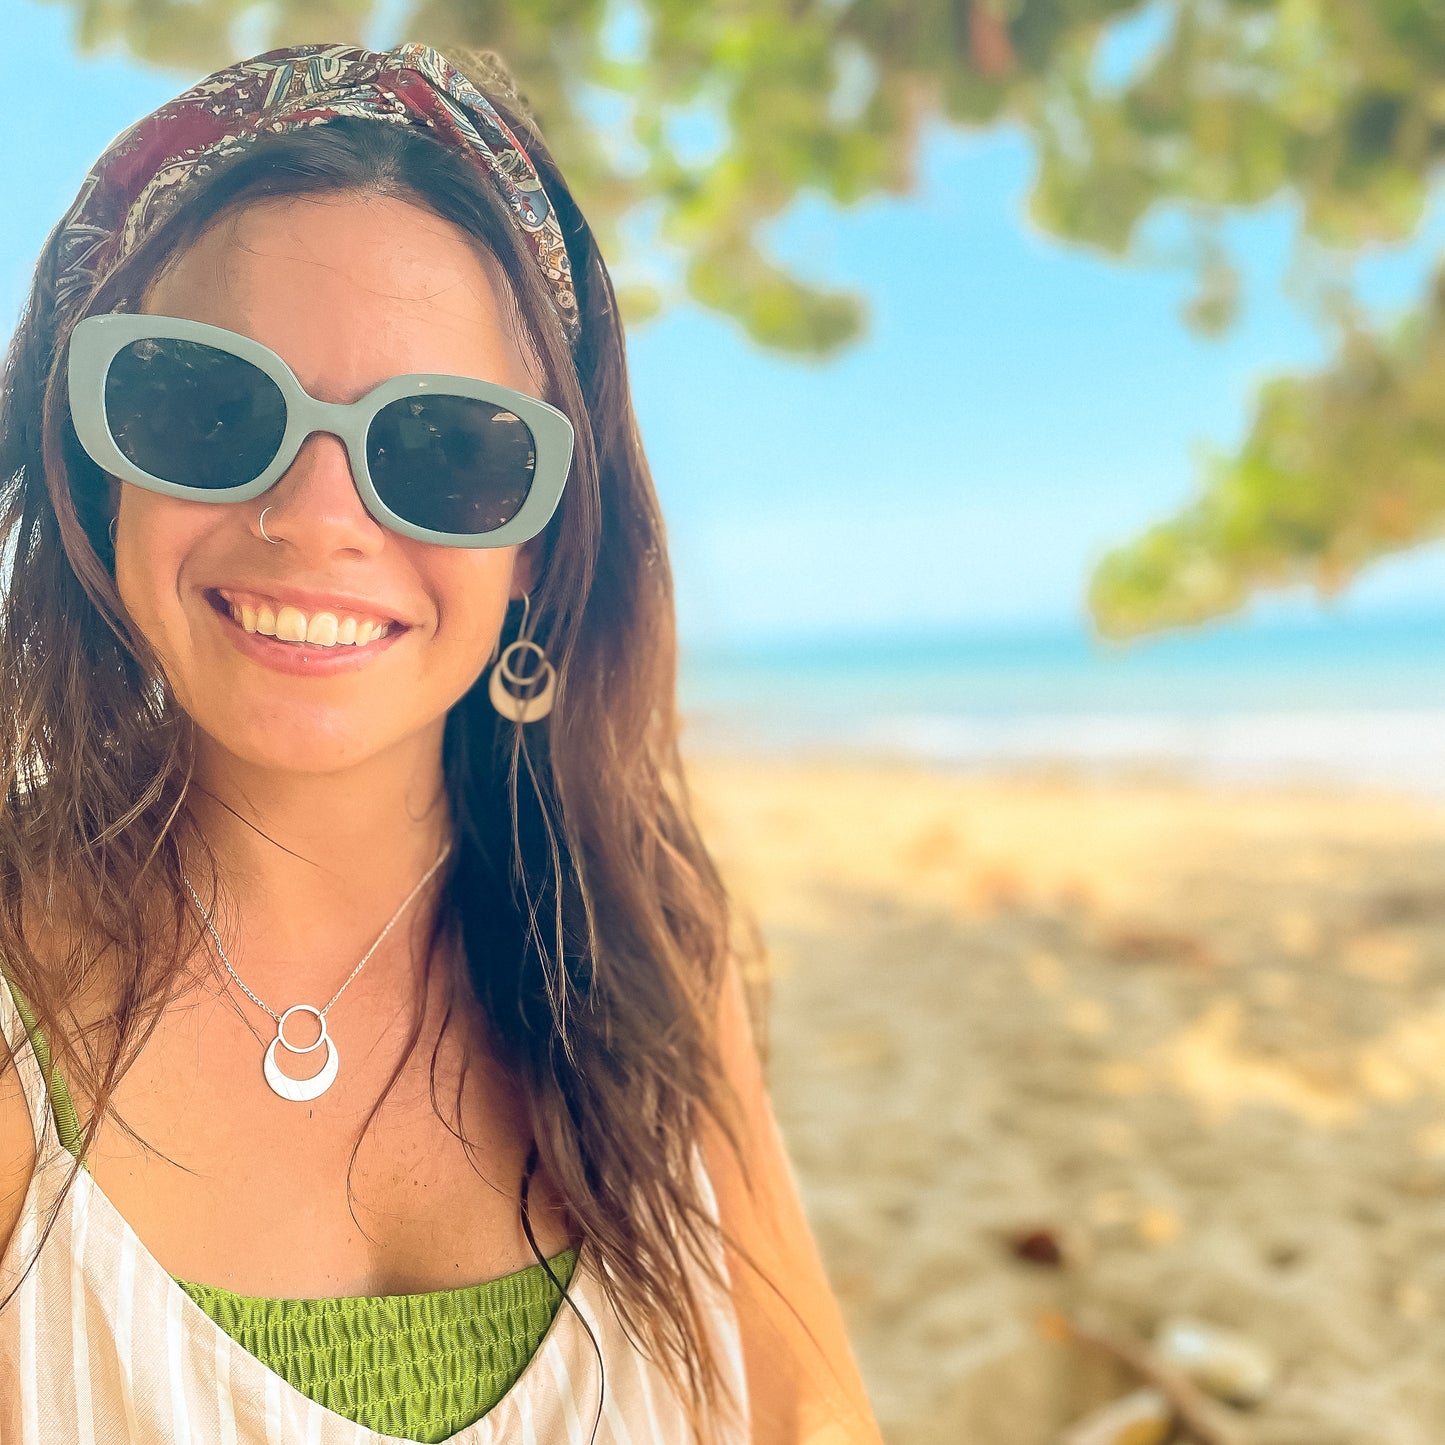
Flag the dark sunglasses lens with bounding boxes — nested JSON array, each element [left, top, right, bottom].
[[367, 395, 536, 536], [104, 338, 287, 490]]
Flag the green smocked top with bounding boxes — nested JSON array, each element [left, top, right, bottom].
[[2, 976, 576, 1443]]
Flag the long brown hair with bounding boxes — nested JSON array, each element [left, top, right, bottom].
[[0, 48, 775, 1442]]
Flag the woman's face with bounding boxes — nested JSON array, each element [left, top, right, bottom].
[[113, 190, 541, 777]]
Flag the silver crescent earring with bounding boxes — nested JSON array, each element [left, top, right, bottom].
[[107, 517, 117, 549], [489, 592, 556, 723]]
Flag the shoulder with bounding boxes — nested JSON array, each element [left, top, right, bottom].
[[0, 988, 38, 1263], [699, 952, 883, 1444]]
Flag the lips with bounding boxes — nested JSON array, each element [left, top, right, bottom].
[[205, 586, 410, 630], [203, 589, 404, 643], [206, 590, 409, 676]]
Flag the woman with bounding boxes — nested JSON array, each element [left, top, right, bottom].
[[0, 42, 881, 1445]]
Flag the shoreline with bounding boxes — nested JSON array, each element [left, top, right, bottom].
[[680, 705, 1445, 802]]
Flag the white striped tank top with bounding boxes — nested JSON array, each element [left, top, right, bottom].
[[0, 980, 751, 1443]]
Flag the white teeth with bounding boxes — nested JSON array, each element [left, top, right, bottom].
[[276, 605, 309, 643], [225, 597, 391, 647], [307, 613, 340, 645]]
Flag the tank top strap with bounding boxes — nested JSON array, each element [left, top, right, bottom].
[[0, 966, 78, 1170]]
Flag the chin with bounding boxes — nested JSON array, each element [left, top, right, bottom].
[[195, 712, 388, 775]]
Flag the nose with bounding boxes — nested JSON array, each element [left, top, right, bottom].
[[253, 427, 384, 557]]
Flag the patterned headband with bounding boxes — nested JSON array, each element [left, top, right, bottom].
[[52, 42, 581, 345]]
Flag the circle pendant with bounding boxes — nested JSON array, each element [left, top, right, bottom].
[[263, 1005, 339, 1102], [489, 639, 555, 722]]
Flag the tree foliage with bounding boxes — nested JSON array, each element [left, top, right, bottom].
[[1090, 276, 1445, 632], [41, 0, 1445, 633], [40, 0, 1204, 355], [1055, 0, 1445, 635]]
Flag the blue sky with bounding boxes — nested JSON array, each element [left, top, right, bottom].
[[6, 0, 1445, 651]]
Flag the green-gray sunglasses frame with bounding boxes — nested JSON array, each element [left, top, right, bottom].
[[67, 313, 576, 549]]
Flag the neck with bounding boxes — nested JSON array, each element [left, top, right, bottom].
[[182, 727, 456, 1010]]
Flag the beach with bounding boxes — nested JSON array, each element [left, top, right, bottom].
[[682, 751, 1441, 1445]]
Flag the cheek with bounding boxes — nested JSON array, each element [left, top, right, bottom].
[[114, 496, 210, 636], [432, 553, 520, 660]]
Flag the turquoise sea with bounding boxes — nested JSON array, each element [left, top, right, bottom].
[[677, 610, 1445, 797]]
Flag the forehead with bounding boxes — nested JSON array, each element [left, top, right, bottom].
[[140, 191, 541, 399]]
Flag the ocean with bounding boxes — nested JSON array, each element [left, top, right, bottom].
[[677, 610, 1445, 797]]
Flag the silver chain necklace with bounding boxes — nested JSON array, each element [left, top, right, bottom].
[[181, 841, 453, 1103]]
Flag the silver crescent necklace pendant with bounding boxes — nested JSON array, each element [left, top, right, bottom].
[[263, 1004, 340, 1102], [181, 841, 454, 1104]]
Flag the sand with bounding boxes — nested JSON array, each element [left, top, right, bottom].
[[682, 753, 1443, 1445]]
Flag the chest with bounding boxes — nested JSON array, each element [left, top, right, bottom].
[[70, 967, 575, 1298]]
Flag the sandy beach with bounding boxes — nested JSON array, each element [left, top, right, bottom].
[[683, 752, 1442, 1445]]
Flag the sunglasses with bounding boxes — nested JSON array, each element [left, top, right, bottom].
[[67, 314, 575, 549]]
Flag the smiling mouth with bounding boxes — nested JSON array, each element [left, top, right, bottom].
[[204, 589, 408, 649]]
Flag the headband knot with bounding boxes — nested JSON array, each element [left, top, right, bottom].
[[53, 43, 581, 345]]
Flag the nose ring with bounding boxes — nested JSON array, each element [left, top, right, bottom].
[[259, 506, 278, 545]]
